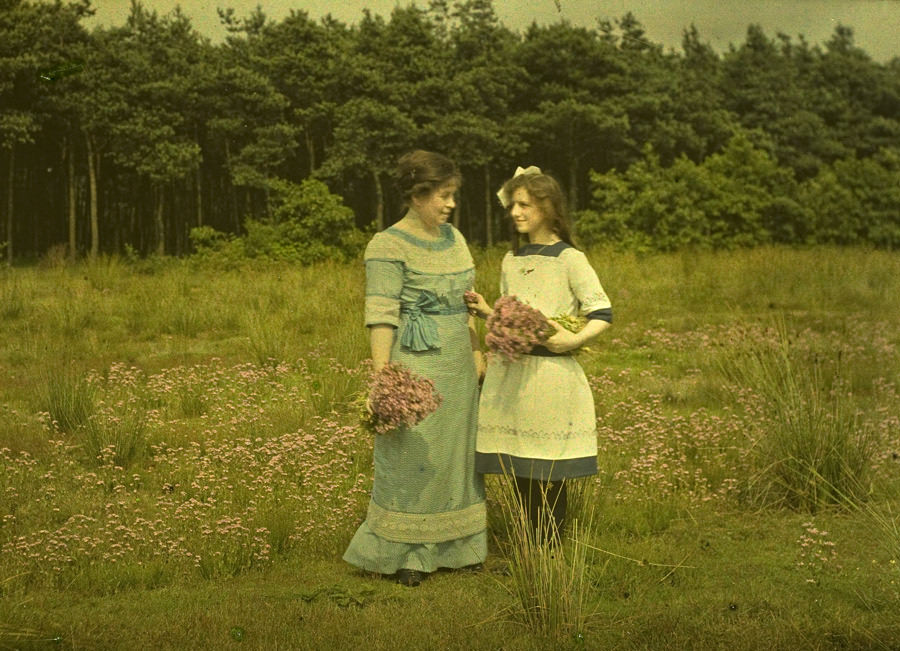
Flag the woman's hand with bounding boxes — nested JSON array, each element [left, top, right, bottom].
[[465, 291, 492, 319], [543, 319, 582, 353]]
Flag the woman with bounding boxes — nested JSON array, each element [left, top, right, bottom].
[[465, 166, 612, 544], [343, 150, 487, 586]]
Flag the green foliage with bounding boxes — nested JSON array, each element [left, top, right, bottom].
[[578, 134, 900, 251], [188, 226, 247, 269], [191, 178, 366, 266], [245, 178, 365, 264], [801, 148, 900, 247], [4, 3, 900, 258], [576, 133, 809, 251]]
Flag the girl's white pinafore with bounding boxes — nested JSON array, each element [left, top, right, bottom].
[[476, 241, 612, 480]]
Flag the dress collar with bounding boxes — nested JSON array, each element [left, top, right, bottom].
[[515, 240, 568, 257], [387, 211, 455, 250]]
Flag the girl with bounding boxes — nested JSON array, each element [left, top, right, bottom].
[[344, 150, 487, 586], [465, 166, 612, 544]]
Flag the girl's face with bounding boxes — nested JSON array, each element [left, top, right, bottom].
[[412, 181, 458, 228], [510, 188, 554, 241]]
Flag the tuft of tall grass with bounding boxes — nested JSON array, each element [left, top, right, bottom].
[[168, 299, 204, 338], [244, 311, 291, 367], [81, 254, 128, 292], [79, 408, 149, 468], [0, 274, 27, 320], [491, 470, 594, 640], [810, 469, 900, 586], [0, 572, 46, 647], [176, 384, 206, 418], [57, 294, 100, 339], [865, 504, 900, 576], [719, 317, 878, 511], [565, 476, 598, 532], [42, 366, 96, 434], [299, 352, 369, 416], [42, 365, 150, 467]]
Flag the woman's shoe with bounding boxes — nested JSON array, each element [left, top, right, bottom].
[[396, 568, 424, 587], [488, 562, 511, 576]]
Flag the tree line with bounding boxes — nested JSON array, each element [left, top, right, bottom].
[[1, 0, 899, 263]]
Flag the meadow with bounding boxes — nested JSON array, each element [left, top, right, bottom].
[[1, 246, 899, 650]]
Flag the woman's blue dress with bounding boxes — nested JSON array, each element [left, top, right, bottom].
[[343, 215, 487, 574]]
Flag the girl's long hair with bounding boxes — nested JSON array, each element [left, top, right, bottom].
[[501, 173, 578, 253]]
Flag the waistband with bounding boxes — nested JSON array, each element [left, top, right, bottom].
[[399, 304, 469, 316], [525, 345, 570, 357]]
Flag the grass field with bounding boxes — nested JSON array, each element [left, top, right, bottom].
[[1, 246, 899, 650]]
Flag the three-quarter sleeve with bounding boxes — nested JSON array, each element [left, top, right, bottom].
[[364, 234, 404, 328], [566, 250, 612, 323]]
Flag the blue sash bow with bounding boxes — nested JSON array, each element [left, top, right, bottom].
[[400, 290, 443, 351]]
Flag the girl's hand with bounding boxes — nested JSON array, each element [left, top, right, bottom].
[[365, 395, 374, 415], [543, 319, 582, 353], [475, 352, 487, 383], [464, 291, 492, 319]]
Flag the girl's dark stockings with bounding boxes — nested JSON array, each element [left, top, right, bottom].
[[513, 476, 567, 546]]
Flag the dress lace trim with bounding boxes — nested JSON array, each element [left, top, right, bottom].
[[386, 223, 456, 251], [476, 423, 597, 442], [366, 500, 486, 544], [580, 290, 610, 307]]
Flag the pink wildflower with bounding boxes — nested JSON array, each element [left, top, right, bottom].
[[361, 362, 443, 435], [485, 296, 555, 362]]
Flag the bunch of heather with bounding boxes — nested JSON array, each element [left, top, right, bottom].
[[485, 296, 556, 362], [357, 362, 443, 434]]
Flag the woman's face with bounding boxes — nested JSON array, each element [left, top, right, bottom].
[[412, 181, 458, 228], [510, 188, 552, 239]]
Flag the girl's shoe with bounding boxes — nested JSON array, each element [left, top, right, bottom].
[[396, 569, 424, 587]]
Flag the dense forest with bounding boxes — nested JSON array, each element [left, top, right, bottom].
[[1, 0, 899, 262]]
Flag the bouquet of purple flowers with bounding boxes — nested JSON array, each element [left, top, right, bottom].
[[358, 362, 443, 434], [484, 295, 557, 362]]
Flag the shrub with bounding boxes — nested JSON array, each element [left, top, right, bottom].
[[190, 179, 368, 266], [801, 148, 900, 247], [243, 178, 365, 264], [188, 226, 247, 269], [578, 135, 900, 250], [577, 134, 805, 251]]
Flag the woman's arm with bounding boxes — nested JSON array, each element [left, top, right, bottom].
[[369, 324, 395, 373], [469, 315, 486, 381]]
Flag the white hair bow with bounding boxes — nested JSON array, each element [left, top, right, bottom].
[[496, 165, 542, 208]]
